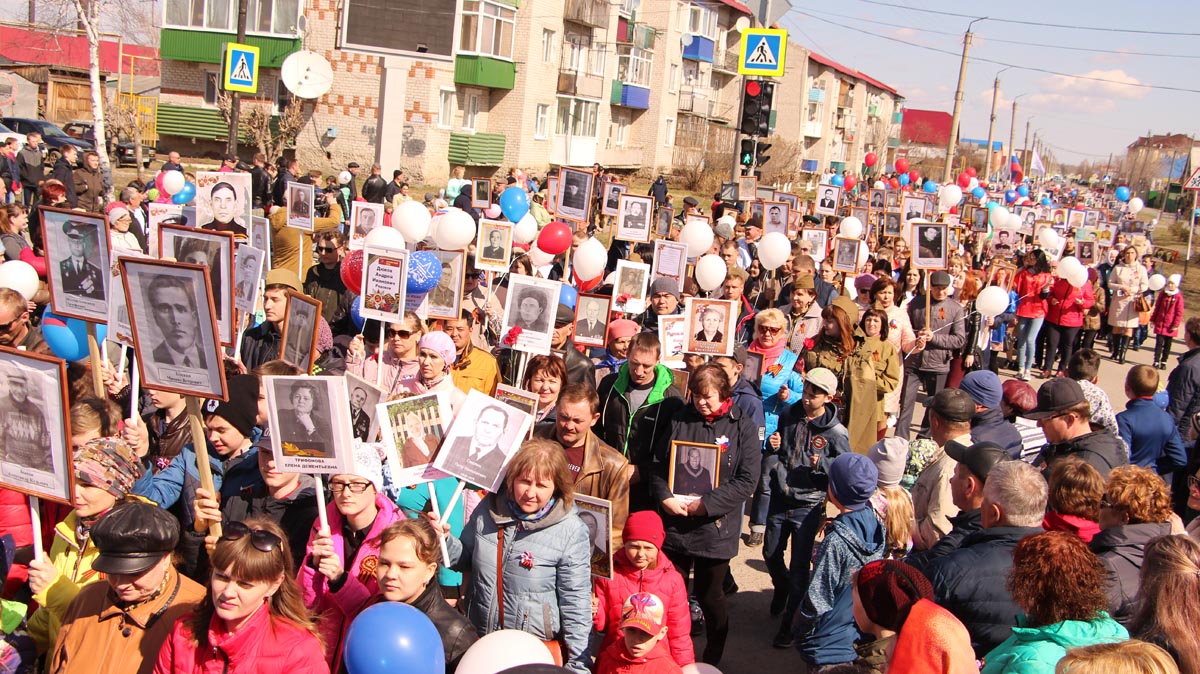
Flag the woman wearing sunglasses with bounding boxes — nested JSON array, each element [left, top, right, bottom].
[[346, 311, 426, 398], [297, 446, 402, 668], [154, 517, 328, 674]]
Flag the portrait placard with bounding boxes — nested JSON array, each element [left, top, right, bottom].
[[616, 194, 653, 243], [743, 352, 764, 390], [756, 186, 776, 202], [121, 258, 227, 400], [612, 260, 650, 315], [987, 262, 1018, 292], [737, 176, 757, 202], [545, 177, 559, 214], [377, 390, 452, 487], [573, 294, 611, 347], [360, 243, 409, 322], [868, 189, 886, 211], [421, 250, 465, 321], [684, 297, 735, 357], [471, 179, 492, 210], [901, 196, 927, 224], [601, 183, 626, 217], [265, 375, 354, 475], [0, 348, 73, 504], [250, 216, 272, 262], [912, 222, 948, 270], [883, 211, 903, 238], [349, 201, 385, 249], [475, 219, 513, 273], [575, 495, 613, 579], [651, 240, 688, 292], [668, 440, 720, 503], [556, 167, 593, 223], [494, 384, 538, 440], [344, 372, 384, 443], [147, 203, 182, 256], [1076, 240, 1097, 266], [160, 224, 235, 345], [280, 290, 322, 373], [763, 201, 789, 236], [196, 171, 251, 239], [972, 207, 990, 233], [655, 206, 674, 238], [831, 236, 860, 273], [501, 274, 562, 355], [989, 227, 1018, 258], [41, 206, 111, 323], [233, 244, 265, 314], [814, 184, 841, 216], [801, 228, 828, 262], [286, 182, 314, 232], [432, 389, 534, 492], [659, 314, 687, 369], [107, 250, 145, 349], [776, 192, 800, 211]]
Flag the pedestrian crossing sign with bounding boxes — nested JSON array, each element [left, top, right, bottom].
[[1184, 166, 1200, 191], [738, 28, 787, 77], [222, 43, 260, 94]]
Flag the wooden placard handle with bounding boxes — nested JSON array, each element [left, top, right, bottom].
[[185, 396, 222, 539]]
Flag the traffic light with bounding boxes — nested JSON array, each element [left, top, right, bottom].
[[740, 139, 755, 166], [756, 142, 772, 167], [739, 80, 775, 137]]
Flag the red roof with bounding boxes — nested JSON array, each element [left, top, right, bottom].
[[900, 108, 953, 146], [0, 25, 159, 76], [806, 50, 898, 96], [716, 0, 753, 15]]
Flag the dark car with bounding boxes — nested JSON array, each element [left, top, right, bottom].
[[63, 121, 154, 168], [0, 117, 93, 165]]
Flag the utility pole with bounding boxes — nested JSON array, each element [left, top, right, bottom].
[[225, 0, 248, 157], [1021, 120, 1030, 176], [942, 18, 984, 184], [984, 71, 1002, 181], [1008, 96, 1021, 180]]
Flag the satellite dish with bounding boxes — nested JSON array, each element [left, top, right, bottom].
[[296, 14, 307, 38], [280, 50, 333, 99], [734, 16, 751, 32], [681, 33, 694, 47]]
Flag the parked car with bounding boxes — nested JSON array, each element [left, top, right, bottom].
[[0, 122, 27, 150], [63, 121, 154, 168], [0, 117, 93, 165]]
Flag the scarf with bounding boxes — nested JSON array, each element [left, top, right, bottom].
[[749, 337, 786, 370], [508, 496, 558, 524], [700, 398, 734, 423]]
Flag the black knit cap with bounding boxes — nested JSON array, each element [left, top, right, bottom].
[[204, 374, 260, 438]]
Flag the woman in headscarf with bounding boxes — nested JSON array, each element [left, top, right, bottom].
[[416, 330, 466, 414]]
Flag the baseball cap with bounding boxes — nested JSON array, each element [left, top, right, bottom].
[[805, 367, 838, 396], [929, 388, 975, 423], [930, 270, 952, 287], [620, 592, 666, 635], [347, 162, 360, 168], [1022, 377, 1087, 420], [90, 502, 180, 575], [944, 440, 1009, 482]]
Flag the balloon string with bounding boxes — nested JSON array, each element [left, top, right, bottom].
[[900, 286, 1047, 359]]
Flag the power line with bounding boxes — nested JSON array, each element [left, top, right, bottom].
[[1041, 142, 1112, 158], [794, 11, 1200, 94], [846, 0, 1200, 36]]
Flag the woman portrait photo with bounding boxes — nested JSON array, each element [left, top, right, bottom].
[[512, 287, 550, 332], [277, 380, 333, 458]]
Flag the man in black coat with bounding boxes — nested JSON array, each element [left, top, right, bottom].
[[250, 152, 271, 211], [50, 144, 79, 207], [361, 163, 387, 204], [272, 157, 298, 207], [1026, 377, 1128, 479], [908, 440, 1007, 572], [345, 162, 361, 202]]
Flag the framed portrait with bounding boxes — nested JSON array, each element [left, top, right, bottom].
[[233, 245, 265, 316], [1084, 209, 1100, 229], [502, 274, 562, 355], [575, 495, 613, 579], [433, 389, 534, 492], [471, 179, 492, 209], [160, 224, 235, 345], [989, 227, 1018, 258], [545, 177, 559, 214], [1067, 209, 1086, 230], [658, 314, 687, 369], [868, 189, 886, 211], [885, 191, 900, 208], [280, 291, 322, 373], [971, 207, 989, 233], [1017, 208, 1036, 235], [195, 171, 251, 240], [360, 243, 410, 322], [1076, 240, 1097, 265], [616, 194, 653, 243], [419, 250, 465, 321], [850, 206, 869, 227], [655, 207, 674, 238], [719, 182, 738, 202], [146, 203, 181, 257], [684, 297, 735, 357], [41, 206, 111, 323], [345, 372, 384, 444], [494, 384, 539, 440], [601, 183, 627, 217], [987, 261, 1018, 292], [959, 206, 974, 226], [831, 237, 860, 273], [612, 260, 650, 315], [265, 375, 354, 475], [349, 201, 385, 249], [120, 258, 227, 400], [107, 249, 144, 349], [901, 196, 927, 224], [855, 191, 870, 208], [755, 186, 775, 202], [883, 211, 903, 238], [573, 294, 611, 347], [250, 216, 272, 262], [749, 200, 764, 222], [556, 167, 593, 223], [775, 192, 799, 210], [743, 351, 763, 390], [1075, 226, 1097, 243], [651, 240, 687, 292], [668, 440, 720, 502], [475, 219, 513, 273], [1051, 208, 1067, 228], [0, 348, 73, 504], [1097, 223, 1116, 246], [737, 176, 757, 202], [286, 182, 314, 232], [912, 222, 948, 270], [1042, 230, 1066, 261], [801, 228, 828, 262], [763, 201, 790, 236], [377, 390, 452, 487], [814, 184, 841, 216], [669, 369, 690, 402]]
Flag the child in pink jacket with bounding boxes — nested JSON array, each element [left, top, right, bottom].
[[1150, 274, 1185, 370]]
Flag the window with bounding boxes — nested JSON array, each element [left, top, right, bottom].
[[438, 89, 455, 129], [534, 104, 550, 139], [682, 61, 699, 86], [664, 118, 675, 146], [669, 64, 679, 92], [460, 0, 516, 60], [164, 0, 232, 31], [274, 79, 294, 114], [807, 101, 821, 123], [542, 29, 555, 63], [555, 97, 599, 138], [203, 72, 219, 107], [616, 46, 653, 88], [611, 110, 630, 147], [686, 4, 716, 39], [463, 94, 479, 131], [620, 0, 641, 16], [247, 0, 299, 35]]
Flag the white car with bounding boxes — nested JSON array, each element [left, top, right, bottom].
[[0, 122, 27, 149]]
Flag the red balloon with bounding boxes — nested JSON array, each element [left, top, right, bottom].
[[957, 172, 971, 188], [908, 170, 920, 183], [844, 176, 857, 191], [966, 167, 977, 178], [895, 158, 910, 173], [536, 221, 573, 256], [864, 152, 878, 167], [889, 178, 900, 188], [341, 250, 364, 295]]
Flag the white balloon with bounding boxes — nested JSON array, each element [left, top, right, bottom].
[[1068, 267, 1089, 289], [694, 254, 727, 291], [857, 240, 870, 268], [968, 177, 980, 191], [680, 220, 715, 258], [989, 206, 1009, 228], [1128, 197, 1144, 215], [938, 184, 963, 210], [1037, 226, 1060, 248], [572, 237, 608, 280], [1057, 256, 1082, 279], [512, 213, 538, 244], [838, 217, 864, 240], [716, 214, 737, 230], [874, 180, 886, 189], [757, 232, 791, 270], [1006, 212, 1024, 230], [1148, 273, 1166, 292], [0, 261, 39, 301], [392, 200, 432, 242], [528, 245, 555, 267], [456, 629, 555, 674], [976, 286, 1010, 318], [433, 208, 476, 250], [337, 170, 352, 185], [363, 225, 405, 248], [160, 170, 185, 196]]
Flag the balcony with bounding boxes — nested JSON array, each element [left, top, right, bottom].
[[713, 49, 739, 74], [559, 69, 606, 99], [447, 132, 506, 167], [603, 144, 645, 168], [160, 28, 299, 67], [678, 87, 711, 114], [564, 0, 610, 29], [681, 34, 714, 62], [707, 99, 735, 123], [454, 55, 515, 90], [804, 121, 823, 138], [610, 80, 651, 109]]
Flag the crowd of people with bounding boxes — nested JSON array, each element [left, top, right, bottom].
[[0, 143, 1196, 674]]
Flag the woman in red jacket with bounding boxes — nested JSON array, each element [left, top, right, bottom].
[[154, 517, 329, 674], [1150, 274, 1185, 370], [1011, 250, 1053, 381], [1039, 273, 1095, 378], [593, 511, 695, 667]]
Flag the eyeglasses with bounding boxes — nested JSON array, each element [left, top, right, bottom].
[[386, 329, 413, 339], [316, 246, 339, 253], [758, 325, 782, 335], [329, 480, 373, 494], [221, 521, 282, 553]]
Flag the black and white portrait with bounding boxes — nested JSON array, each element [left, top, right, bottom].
[[611, 260, 650, 315], [602, 183, 626, 217], [196, 172, 251, 240], [266, 375, 353, 475], [545, 177, 559, 214], [233, 244, 265, 314], [472, 179, 491, 209], [685, 298, 735, 357], [1076, 240, 1096, 265], [669, 441, 719, 501], [41, 207, 110, 323], [146, 203, 181, 257], [422, 250, 464, 321], [475, 219, 513, 273], [432, 389, 534, 492], [814, 184, 841, 216], [556, 168, 592, 222], [501, 274, 562, 354], [345, 373, 384, 444], [749, 201, 764, 222], [764, 201, 789, 236], [286, 182, 314, 232], [575, 495, 613, 579], [883, 211, 903, 238], [162, 225, 234, 345], [281, 291, 321, 373], [886, 191, 900, 208], [250, 216, 272, 261], [377, 390, 451, 487], [972, 207, 990, 233], [616, 194, 653, 243], [832, 236, 860, 273], [350, 201, 385, 248], [913, 223, 948, 269], [573, 294, 610, 347], [990, 227, 1017, 258], [902, 196, 926, 224], [802, 228, 828, 263], [656, 206, 674, 238], [737, 176, 757, 202], [757, 186, 776, 202], [122, 259, 226, 399], [869, 189, 885, 210], [0, 349, 71, 503]]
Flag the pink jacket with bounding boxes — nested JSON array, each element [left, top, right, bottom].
[[1045, 277, 1095, 328], [296, 493, 405, 667], [593, 548, 694, 666], [154, 606, 329, 674], [1151, 291, 1185, 337]]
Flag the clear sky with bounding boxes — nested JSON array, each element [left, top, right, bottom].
[[778, 0, 1200, 165]]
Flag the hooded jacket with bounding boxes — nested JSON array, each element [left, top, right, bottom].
[[1088, 521, 1173, 625], [980, 613, 1128, 674], [802, 506, 885, 620], [73, 164, 104, 213], [593, 547, 694, 666], [16, 145, 43, 187], [1041, 511, 1100, 543], [597, 364, 685, 497], [1116, 398, 1187, 473], [1150, 290, 1184, 337], [49, 156, 78, 207], [596, 638, 684, 674], [153, 604, 329, 674], [771, 402, 851, 507], [1044, 277, 1095, 328], [1034, 429, 1128, 479], [971, 407, 1025, 458]]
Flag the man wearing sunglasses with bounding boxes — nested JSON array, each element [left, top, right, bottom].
[[304, 230, 354, 336], [1024, 377, 1128, 480], [0, 287, 43, 352]]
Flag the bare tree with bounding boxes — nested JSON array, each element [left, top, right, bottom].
[[69, 0, 112, 202], [102, 93, 147, 182], [243, 100, 305, 163]]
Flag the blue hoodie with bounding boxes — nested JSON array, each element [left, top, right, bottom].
[[802, 505, 885, 621]]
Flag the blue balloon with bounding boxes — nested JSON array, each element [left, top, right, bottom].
[[830, 174, 845, 187], [972, 186, 986, 200], [1114, 186, 1130, 202], [986, 201, 999, 211], [559, 284, 577, 310], [41, 307, 106, 362], [498, 186, 529, 223], [898, 174, 911, 187], [1041, 197, 1052, 206], [1017, 185, 1030, 197], [1004, 190, 1017, 203], [406, 251, 443, 295], [344, 603, 444, 674], [349, 296, 365, 331], [922, 180, 938, 194], [171, 182, 196, 205]]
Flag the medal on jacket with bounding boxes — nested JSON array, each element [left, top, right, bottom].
[[519, 551, 535, 569]]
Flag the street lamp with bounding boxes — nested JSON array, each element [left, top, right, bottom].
[[984, 66, 1012, 181], [1008, 93, 1028, 178]]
